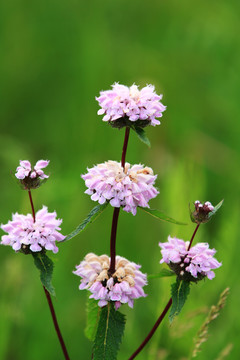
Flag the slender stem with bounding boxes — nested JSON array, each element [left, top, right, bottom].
[[43, 286, 70, 360], [109, 127, 130, 274], [121, 126, 130, 168], [187, 223, 200, 251], [128, 298, 173, 360], [28, 190, 70, 359], [28, 190, 36, 222], [109, 207, 120, 274], [128, 224, 201, 359]]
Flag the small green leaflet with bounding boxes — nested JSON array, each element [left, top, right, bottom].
[[169, 279, 190, 323], [63, 203, 108, 242], [208, 199, 224, 219], [148, 268, 175, 279], [131, 125, 151, 147], [85, 298, 101, 341], [140, 208, 187, 225], [32, 252, 55, 296], [93, 303, 126, 360]]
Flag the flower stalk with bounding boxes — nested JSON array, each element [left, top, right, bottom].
[[27, 187, 70, 360], [128, 223, 201, 359], [109, 127, 130, 273]]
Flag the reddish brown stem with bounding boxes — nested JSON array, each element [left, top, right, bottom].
[[121, 127, 130, 168], [187, 223, 200, 251], [109, 127, 130, 274], [128, 224, 201, 359], [43, 287, 70, 360], [28, 190, 36, 222], [109, 207, 120, 274], [128, 298, 173, 360]]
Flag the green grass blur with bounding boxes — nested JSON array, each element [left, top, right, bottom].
[[0, 0, 239, 359]]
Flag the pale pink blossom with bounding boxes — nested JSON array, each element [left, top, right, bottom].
[[1, 206, 65, 253], [82, 160, 159, 215], [73, 253, 147, 309], [15, 160, 49, 180], [159, 236, 221, 281], [96, 83, 166, 127]]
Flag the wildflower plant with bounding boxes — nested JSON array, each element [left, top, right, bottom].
[[1, 83, 226, 360]]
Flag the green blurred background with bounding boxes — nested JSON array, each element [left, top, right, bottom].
[[0, 0, 239, 359]]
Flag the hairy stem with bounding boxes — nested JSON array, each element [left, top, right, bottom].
[[43, 287, 70, 360], [109, 127, 130, 274], [128, 224, 201, 359], [28, 190, 36, 222]]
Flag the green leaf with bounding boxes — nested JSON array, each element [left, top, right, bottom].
[[169, 279, 190, 323], [140, 208, 187, 225], [208, 199, 224, 219], [148, 268, 175, 279], [32, 252, 55, 296], [85, 298, 101, 341], [93, 303, 126, 360], [63, 203, 108, 242], [131, 125, 151, 147]]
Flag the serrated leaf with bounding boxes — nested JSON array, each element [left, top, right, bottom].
[[85, 298, 101, 341], [169, 279, 190, 323], [148, 268, 175, 279], [32, 252, 55, 296], [93, 303, 126, 360], [208, 199, 224, 219], [63, 203, 108, 242], [131, 125, 151, 147], [140, 208, 187, 225]]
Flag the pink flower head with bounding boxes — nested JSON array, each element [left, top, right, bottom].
[[191, 200, 215, 224], [159, 236, 222, 281], [96, 83, 166, 128], [82, 160, 159, 215], [15, 160, 49, 189], [73, 253, 147, 309], [1, 206, 65, 253]]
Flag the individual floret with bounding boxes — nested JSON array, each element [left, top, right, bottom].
[[82, 160, 159, 215], [73, 253, 147, 309], [96, 83, 166, 128], [1, 206, 65, 253]]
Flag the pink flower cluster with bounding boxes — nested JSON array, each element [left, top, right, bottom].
[[73, 253, 147, 309], [96, 83, 166, 127], [15, 160, 49, 180], [1, 206, 65, 253], [159, 236, 221, 281], [82, 160, 159, 215]]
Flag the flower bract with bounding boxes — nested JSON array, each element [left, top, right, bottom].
[[1, 206, 65, 253], [96, 83, 166, 128], [73, 253, 147, 309], [82, 160, 159, 215], [159, 236, 222, 281]]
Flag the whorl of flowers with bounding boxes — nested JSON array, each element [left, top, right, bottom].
[[15, 160, 49, 189], [1, 206, 65, 253], [16, 160, 49, 180], [82, 160, 159, 215], [73, 253, 147, 309], [96, 83, 166, 128], [159, 236, 222, 282]]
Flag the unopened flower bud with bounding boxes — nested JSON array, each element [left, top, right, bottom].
[[190, 200, 215, 224]]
